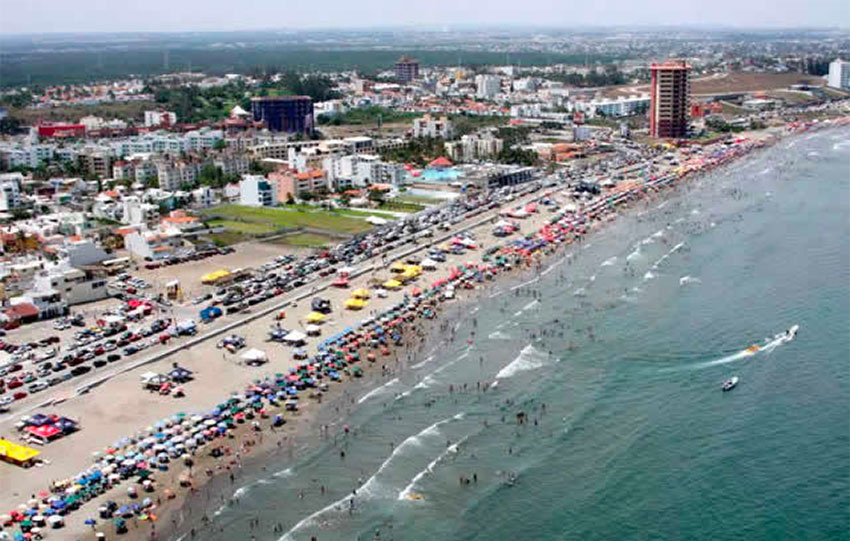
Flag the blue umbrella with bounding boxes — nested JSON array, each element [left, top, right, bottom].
[[85, 518, 97, 525]]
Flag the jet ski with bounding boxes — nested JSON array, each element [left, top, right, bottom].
[[722, 376, 739, 392]]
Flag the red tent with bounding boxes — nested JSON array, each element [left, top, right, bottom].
[[428, 156, 453, 168], [25, 424, 62, 440]]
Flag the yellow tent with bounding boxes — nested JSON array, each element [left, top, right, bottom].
[[201, 269, 231, 284], [390, 261, 407, 273], [351, 288, 371, 299], [0, 438, 40, 466], [305, 312, 326, 324], [383, 279, 402, 289], [345, 298, 367, 310]]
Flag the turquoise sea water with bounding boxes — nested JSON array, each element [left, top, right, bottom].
[[196, 128, 850, 541]]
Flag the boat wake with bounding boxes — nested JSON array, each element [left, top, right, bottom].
[[496, 344, 551, 379], [694, 325, 799, 369], [679, 276, 701, 286]]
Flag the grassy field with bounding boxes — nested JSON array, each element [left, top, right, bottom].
[[200, 205, 372, 235], [9, 101, 157, 124], [206, 219, 278, 235], [378, 200, 425, 213], [394, 194, 445, 206], [273, 232, 336, 247]]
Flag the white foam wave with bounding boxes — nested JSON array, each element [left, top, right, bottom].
[[488, 330, 511, 340], [758, 168, 771, 176], [280, 414, 464, 540], [410, 355, 435, 370], [643, 271, 656, 281], [679, 276, 701, 286], [397, 434, 471, 501], [522, 299, 540, 311], [600, 256, 618, 267], [626, 247, 642, 262], [573, 287, 586, 297], [358, 378, 400, 404], [651, 230, 665, 239], [496, 345, 549, 379]]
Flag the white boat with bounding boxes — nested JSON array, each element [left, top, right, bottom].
[[722, 376, 739, 392]]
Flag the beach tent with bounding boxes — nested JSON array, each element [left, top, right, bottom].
[[305, 312, 326, 324], [241, 349, 268, 365], [338, 266, 355, 276], [345, 299, 367, 310], [420, 258, 438, 270], [305, 325, 321, 336], [351, 289, 370, 299], [200, 269, 231, 284], [332, 276, 349, 288], [383, 279, 402, 290], [283, 330, 307, 344], [0, 439, 40, 467]]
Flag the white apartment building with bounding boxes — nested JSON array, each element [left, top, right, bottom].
[[124, 229, 183, 261], [144, 110, 177, 127], [475, 75, 501, 99], [413, 114, 455, 139], [445, 133, 504, 162], [239, 175, 277, 207], [0, 174, 23, 211], [157, 161, 201, 191], [827, 58, 850, 90], [122, 196, 160, 225]]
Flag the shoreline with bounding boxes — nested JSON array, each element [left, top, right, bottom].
[[1, 117, 846, 541], [149, 127, 798, 541]]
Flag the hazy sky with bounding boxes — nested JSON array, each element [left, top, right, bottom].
[[2, 0, 848, 34]]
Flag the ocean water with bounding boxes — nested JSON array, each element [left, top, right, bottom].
[[198, 128, 850, 541]]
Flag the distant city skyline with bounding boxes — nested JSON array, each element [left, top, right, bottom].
[[2, 0, 848, 35]]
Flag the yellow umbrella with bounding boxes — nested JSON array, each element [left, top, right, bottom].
[[345, 298, 367, 310], [351, 288, 371, 299], [390, 261, 407, 273], [383, 279, 402, 289], [305, 312, 326, 323]]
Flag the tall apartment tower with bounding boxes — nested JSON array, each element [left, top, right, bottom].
[[251, 96, 314, 134], [395, 56, 420, 83], [649, 60, 691, 139]]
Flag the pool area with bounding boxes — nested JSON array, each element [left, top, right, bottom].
[[416, 167, 464, 182]]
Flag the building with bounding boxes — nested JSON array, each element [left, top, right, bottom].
[[649, 60, 691, 139], [251, 96, 314, 134], [0, 174, 22, 211], [144, 110, 177, 128], [445, 132, 504, 162], [156, 161, 201, 192], [122, 196, 160, 225], [413, 114, 455, 139], [270, 170, 328, 202], [827, 58, 850, 90], [124, 229, 183, 261], [395, 56, 420, 83], [239, 175, 277, 207], [36, 122, 86, 138], [475, 75, 501, 99], [78, 149, 113, 179]]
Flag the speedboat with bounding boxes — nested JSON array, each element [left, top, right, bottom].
[[746, 345, 760, 353], [722, 376, 739, 392]]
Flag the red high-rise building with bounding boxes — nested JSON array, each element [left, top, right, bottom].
[[649, 60, 691, 139]]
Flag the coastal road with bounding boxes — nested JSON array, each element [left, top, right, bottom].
[[0, 179, 553, 427]]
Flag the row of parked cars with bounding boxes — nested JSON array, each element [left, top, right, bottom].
[[144, 246, 235, 270]]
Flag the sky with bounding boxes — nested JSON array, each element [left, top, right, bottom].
[[2, 0, 848, 34]]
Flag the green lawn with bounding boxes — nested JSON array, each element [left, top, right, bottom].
[[275, 232, 335, 247], [207, 219, 278, 235], [200, 205, 372, 235], [394, 194, 445, 206], [378, 200, 425, 213]]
